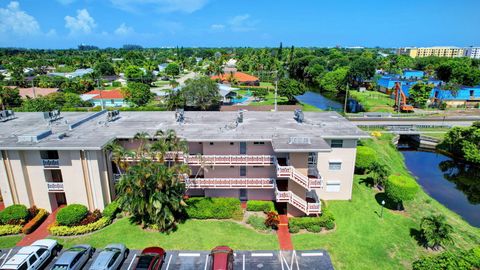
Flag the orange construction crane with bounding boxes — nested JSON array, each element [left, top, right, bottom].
[[393, 82, 414, 113]]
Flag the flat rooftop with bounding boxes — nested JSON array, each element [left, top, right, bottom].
[[0, 111, 368, 151]]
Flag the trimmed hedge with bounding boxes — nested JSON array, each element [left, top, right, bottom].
[[246, 201, 275, 213], [385, 175, 419, 204], [288, 210, 335, 233], [186, 197, 243, 220], [56, 204, 88, 226], [0, 225, 22, 236], [0, 204, 29, 225], [412, 246, 480, 270], [22, 209, 49, 234], [102, 201, 120, 220], [247, 215, 268, 231], [49, 217, 110, 236], [355, 146, 377, 173]]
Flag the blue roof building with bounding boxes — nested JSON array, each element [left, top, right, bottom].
[[402, 70, 424, 80], [431, 86, 480, 100]]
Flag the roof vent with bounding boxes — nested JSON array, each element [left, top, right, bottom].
[[69, 110, 106, 130], [288, 137, 311, 145], [17, 129, 52, 143], [43, 110, 61, 123], [0, 110, 15, 122], [236, 110, 244, 124], [294, 109, 304, 123], [106, 110, 120, 122], [175, 109, 185, 123]]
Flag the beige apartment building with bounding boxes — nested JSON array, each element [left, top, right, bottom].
[[397, 46, 465, 58], [0, 110, 367, 216]]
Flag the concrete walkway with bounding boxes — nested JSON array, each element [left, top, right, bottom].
[[277, 215, 293, 250], [16, 208, 60, 246]]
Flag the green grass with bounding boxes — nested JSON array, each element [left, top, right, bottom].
[[292, 134, 480, 270], [0, 235, 22, 248], [349, 90, 395, 112], [259, 82, 274, 88], [153, 81, 171, 87], [54, 218, 279, 250]]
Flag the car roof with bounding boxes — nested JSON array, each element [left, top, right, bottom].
[[31, 239, 57, 248], [135, 255, 156, 270], [211, 246, 233, 270], [56, 251, 82, 264], [17, 246, 41, 254], [141, 247, 164, 256], [1, 255, 29, 268], [89, 249, 119, 269]]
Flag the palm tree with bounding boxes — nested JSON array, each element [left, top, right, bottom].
[[104, 141, 134, 175], [133, 132, 150, 157], [420, 214, 454, 250]]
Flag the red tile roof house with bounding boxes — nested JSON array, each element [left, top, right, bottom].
[[81, 89, 128, 107], [7, 87, 60, 99], [211, 72, 260, 86]]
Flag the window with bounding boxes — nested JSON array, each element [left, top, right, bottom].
[[240, 166, 246, 176], [36, 248, 47, 257], [253, 142, 265, 145], [240, 142, 247, 154], [326, 181, 341, 192], [230, 142, 234, 145], [330, 140, 343, 148], [28, 255, 37, 265], [108, 252, 121, 268], [308, 152, 317, 166], [19, 263, 28, 270], [40, 150, 59, 159], [209, 142, 214, 145], [329, 162, 342, 170]]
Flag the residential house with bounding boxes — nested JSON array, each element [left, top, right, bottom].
[[81, 89, 128, 107]]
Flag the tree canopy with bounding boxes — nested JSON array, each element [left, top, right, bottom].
[[278, 78, 306, 103], [122, 82, 154, 107]]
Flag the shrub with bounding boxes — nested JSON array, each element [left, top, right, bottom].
[[22, 209, 48, 234], [49, 217, 110, 236], [0, 225, 23, 236], [412, 247, 480, 270], [385, 175, 419, 209], [186, 197, 243, 220], [355, 146, 377, 173], [309, 225, 322, 233], [288, 211, 335, 233], [324, 220, 335, 230], [247, 215, 268, 231], [27, 206, 39, 219], [289, 225, 300, 233], [102, 201, 120, 220], [246, 200, 275, 212], [56, 204, 88, 226], [0, 204, 29, 225], [264, 211, 280, 230], [78, 210, 102, 226]]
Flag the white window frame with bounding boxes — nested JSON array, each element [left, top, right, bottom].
[[328, 160, 342, 171], [326, 181, 341, 192]]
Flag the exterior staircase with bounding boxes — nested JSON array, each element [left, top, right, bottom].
[[275, 187, 321, 215]]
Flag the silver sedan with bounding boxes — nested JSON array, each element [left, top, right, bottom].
[[88, 244, 129, 270]]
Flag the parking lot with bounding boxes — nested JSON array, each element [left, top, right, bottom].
[[1, 247, 333, 270]]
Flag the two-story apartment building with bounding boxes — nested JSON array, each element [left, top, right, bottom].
[[0, 110, 367, 216]]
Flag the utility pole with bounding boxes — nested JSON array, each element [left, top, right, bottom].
[[343, 83, 349, 113], [97, 79, 104, 110]]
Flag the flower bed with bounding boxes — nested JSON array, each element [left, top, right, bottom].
[[0, 225, 22, 236], [0, 204, 46, 236], [49, 217, 111, 236], [22, 208, 49, 234]]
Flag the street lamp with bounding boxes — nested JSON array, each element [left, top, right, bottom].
[[380, 200, 386, 218]]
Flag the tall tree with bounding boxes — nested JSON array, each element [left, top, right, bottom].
[[278, 78, 306, 104], [122, 82, 154, 107]]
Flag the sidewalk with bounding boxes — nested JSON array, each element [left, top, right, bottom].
[[16, 208, 61, 246], [277, 215, 293, 250]]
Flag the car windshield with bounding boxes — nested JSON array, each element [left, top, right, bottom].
[[51, 264, 69, 270], [136, 256, 154, 270], [69, 247, 86, 252], [104, 248, 120, 252]]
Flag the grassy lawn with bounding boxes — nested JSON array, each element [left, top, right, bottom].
[[54, 218, 279, 250], [349, 90, 395, 112], [0, 235, 22, 248], [259, 82, 274, 88], [292, 134, 480, 270], [153, 80, 171, 87]]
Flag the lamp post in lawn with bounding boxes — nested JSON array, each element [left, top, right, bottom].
[[380, 200, 386, 218]]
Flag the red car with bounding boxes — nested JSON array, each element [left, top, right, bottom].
[[210, 246, 234, 270], [133, 247, 166, 270]]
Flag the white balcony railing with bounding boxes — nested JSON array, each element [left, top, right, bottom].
[[42, 159, 59, 168], [185, 178, 275, 189], [122, 153, 276, 166], [274, 188, 321, 215], [276, 165, 322, 190], [47, 182, 64, 191]]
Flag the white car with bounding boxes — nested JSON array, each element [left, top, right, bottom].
[[0, 239, 59, 270]]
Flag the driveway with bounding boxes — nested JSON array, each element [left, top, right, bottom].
[[151, 71, 197, 96]]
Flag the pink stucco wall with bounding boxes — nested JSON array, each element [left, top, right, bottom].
[[203, 142, 240, 155], [246, 142, 274, 155], [204, 165, 275, 178]]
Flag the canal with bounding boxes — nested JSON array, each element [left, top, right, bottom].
[[401, 150, 480, 227], [296, 91, 343, 111]]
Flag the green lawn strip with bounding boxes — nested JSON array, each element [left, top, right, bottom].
[[293, 134, 480, 270], [54, 218, 279, 250], [349, 91, 395, 112], [0, 235, 22, 248]]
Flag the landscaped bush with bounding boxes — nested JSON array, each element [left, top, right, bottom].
[[0, 204, 29, 225], [246, 200, 275, 212], [22, 209, 48, 234], [78, 209, 102, 225], [102, 201, 120, 220], [49, 217, 110, 236], [385, 175, 419, 209], [56, 204, 88, 226], [288, 210, 335, 233], [355, 146, 377, 173], [264, 211, 280, 230], [412, 246, 480, 270], [186, 197, 243, 220], [247, 215, 268, 231], [0, 225, 22, 236]]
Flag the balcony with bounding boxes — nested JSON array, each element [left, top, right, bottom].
[[185, 178, 275, 189], [47, 182, 64, 192], [42, 159, 59, 168], [186, 155, 275, 166], [274, 188, 321, 215], [276, 165, 322, 190]]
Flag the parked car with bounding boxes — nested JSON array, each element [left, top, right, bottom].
[[132, 247, 165, 270], [88, 244, 129, 270], [0, 239, 58, 270], [51, 245, 95, 270], [210, 246, 234, 270]]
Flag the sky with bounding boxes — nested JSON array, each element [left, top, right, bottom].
[[1, 0, 480, 49]]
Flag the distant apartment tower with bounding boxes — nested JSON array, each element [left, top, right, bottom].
[[397, 47, 465, 58], [464, 47, 480, 59]]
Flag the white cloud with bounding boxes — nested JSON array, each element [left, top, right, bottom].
[[0, 1, 41, 35], [228, 14, 258, 32], [64, 9, 96, 34], [210, 24, 225, 31], [114, 23, 134, 35], [110, 0, 209, 13]]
